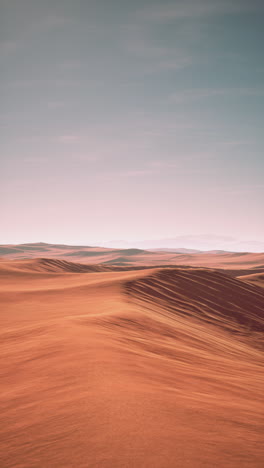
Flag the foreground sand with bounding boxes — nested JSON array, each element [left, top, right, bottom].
[[1, 258, 264, 467]]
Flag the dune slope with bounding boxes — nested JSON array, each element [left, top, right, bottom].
[[238, 272, 264, 289], [0, 262, 263, 467], [124, 268, 264, 334]]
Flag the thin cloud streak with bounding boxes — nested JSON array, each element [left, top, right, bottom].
[[139, 0, 264, 22], [171, 88, 264, 103]]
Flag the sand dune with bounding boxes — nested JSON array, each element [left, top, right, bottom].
[[0, 258, 107, 274], [1, 242, 264, 269], [1, 256, 264, 467], [124, 268, 264, 334], [238, 272, 264, 289]]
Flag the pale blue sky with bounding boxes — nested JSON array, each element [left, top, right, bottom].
[[1, 0, 264, 248]]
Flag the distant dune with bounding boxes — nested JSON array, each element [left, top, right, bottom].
[[0, 242, 264, 270], [148, 247, 201, 253], [1, 248, 264, 467]]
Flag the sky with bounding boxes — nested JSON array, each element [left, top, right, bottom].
[[1, 0, 264, 249]]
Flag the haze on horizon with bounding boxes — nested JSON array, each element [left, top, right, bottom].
[[1, 0, 264, 249]]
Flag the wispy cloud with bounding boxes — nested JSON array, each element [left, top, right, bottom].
[[139, 0, 264, 22], [58, 134, 80, 144], [218, 140, 254, 147], [124, 0, 263, 75], [67, 154, 98, 162], [115, 169, 155, 177], [120, 19, 194, 73], [171, 87, 264, 103], [3, 78, 80, 89], [207, 183, 264, 195], [41, 15, 72, 29], [150, 161, 179, 169], [47, 100, 67, 109]]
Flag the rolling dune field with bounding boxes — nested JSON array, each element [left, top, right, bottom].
[[1, 246, 264, 467]]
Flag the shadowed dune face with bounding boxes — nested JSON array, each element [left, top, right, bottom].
[[0, 258, 264, 467], [124, 268, 264, 334]]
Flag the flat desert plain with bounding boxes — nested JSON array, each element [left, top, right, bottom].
[[1, 244, 264, 467]]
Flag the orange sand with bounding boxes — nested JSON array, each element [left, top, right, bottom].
[[0, 249, 264, 467]]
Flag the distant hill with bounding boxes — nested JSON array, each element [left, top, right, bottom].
[[148, 248, 201, 254], [0, 242, 264, 271]]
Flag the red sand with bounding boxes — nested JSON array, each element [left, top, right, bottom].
[[0, 248, 264, 467]]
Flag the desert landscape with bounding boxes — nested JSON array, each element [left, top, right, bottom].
[[1, 243, 264, 467], [1, 0, 264, 466]]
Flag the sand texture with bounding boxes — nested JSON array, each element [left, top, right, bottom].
[[1, 246, 264, 467]]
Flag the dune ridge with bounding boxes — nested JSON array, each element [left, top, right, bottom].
[[1, 254, 264, 467], [0, 242, 264, 269], [124, 268, 264, 336], [238, 272, 264, 289]]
